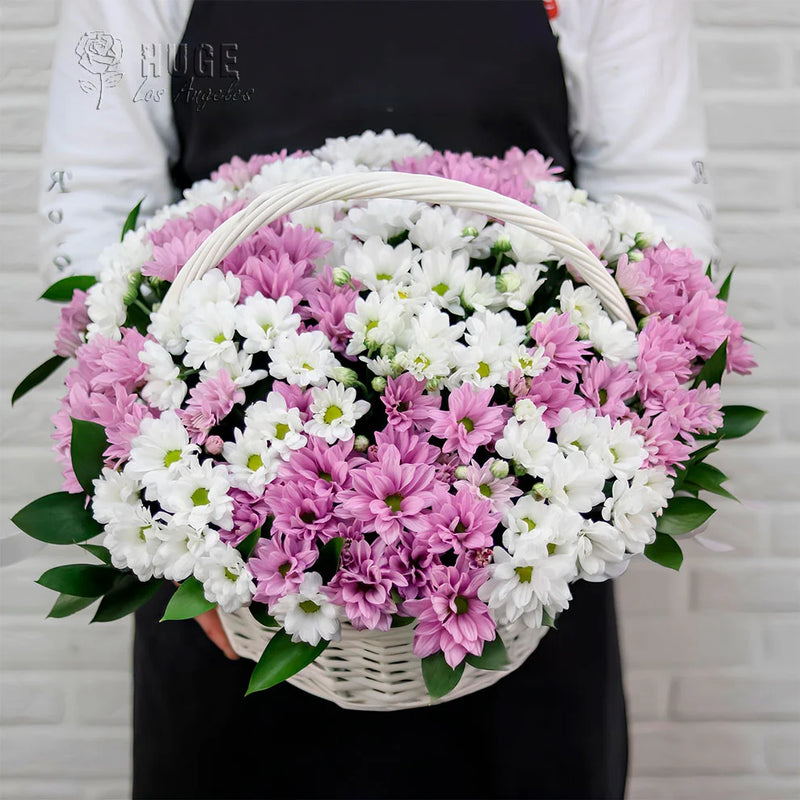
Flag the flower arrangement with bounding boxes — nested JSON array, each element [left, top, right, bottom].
[[12, 131, 763, 700]]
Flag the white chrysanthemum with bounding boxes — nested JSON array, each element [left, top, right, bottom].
[[182, 178, 236, 210], [603, 195, 666, 259], [505, 223, 556, 264], [559, 281, 603, 327], [601, 420, 648, 481], [575, 521, 627, 581], [268, 330, 338, 387], [508, 344, 550, 378], [586, 314, 639, 364], [148, 301, 187, 355], [408, 206, 470, 253], [393, 304, 465, 381], [179, 269, 241, 313], [461, 267, 504, 313], [92, 468, 140, 525], [343, 236, 418, 292], [235, 293, 300, 354], [555, 408, 613, 478], [152, 514, 208, 582], [126, 411, 198, 490], [602, 477, 660, 554], [495, 416, 558, 478], [139, 340, 187, 410], [344, 198, 424, 242], [409, 249, 470, 316], [344, 292, 407, 356], [249, 155, 333, 195], [314, 129, 432, 168], [479, 546, 574, 629], [244, 391, 307, 456], [450, 341, 514, 388], [544, 451, 606, 513], [305, 381, 370, 444], [497, 262, 544, 311], [223, 427, 282, 494], [182, 300, 240, 372], [103, 503, 161, 580], [157, 460, 234, 530], [194, 541, 255, 613], [271, 572, 341, 645], [466, 310, 526, 349], [502, 495, 582, 555]]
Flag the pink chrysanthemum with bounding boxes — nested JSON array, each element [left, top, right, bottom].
[[249, 533, 318, 607], [429, 384, 507, 463], [422, 488, 499, 556], [54, 289, 90, 358], [529, 313, 592, 381], [453, 460, 522, 514], [219, 488, 270, 546], [580, 358, 638, 421], [339, 444, 441, 544], [324, 539, 408, 630], [177, 370, 245, 444], [381, 373, 441, 432], [403, 564, 496, 668]]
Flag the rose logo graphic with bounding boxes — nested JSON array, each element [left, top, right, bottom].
[[75, 31, 123, 110]]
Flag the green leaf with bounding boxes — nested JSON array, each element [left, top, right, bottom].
[[12, 491, 103, 544], [684, 462, 737, 501], [236, 527, 261, 560], [160, 576, 215, 621], [80, 543, 112, 564], [246, 628, 329, 695], [36, 563, 120, 597], [390, 614, 416, 627], [92, 575, 162, 622], [644, 533, 684, 571], [465, 635, 509, 671], [541, 609, 559, 629], [693, 338, 728, 388], [121, 197, 144, 241], [47, 593, 98, 618], [70, 418, 109, 495], [421, 651, 466, 699], [688, 442, 720, 462], [316, 537, 345, 583], [717, 267, 735, 302], [11, 355, 67, 405], [656, 496, 716, 536], [715, 405, 765, 440], [249, 602, 279, 628], [40, 275, 97, 302], [704, 262, 713, 279]]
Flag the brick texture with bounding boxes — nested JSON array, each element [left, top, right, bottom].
[[0, 2, 798, 798]]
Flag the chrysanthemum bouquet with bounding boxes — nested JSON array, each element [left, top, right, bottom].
[[13, 131, 762, 702]]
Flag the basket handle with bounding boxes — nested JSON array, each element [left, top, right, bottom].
[[161, 172, 636, 330]]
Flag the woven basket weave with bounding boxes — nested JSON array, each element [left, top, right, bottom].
[[164, 172, 633, 710]]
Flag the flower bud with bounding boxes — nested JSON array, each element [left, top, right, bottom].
[[425, 378, 441, 392], [354, 435, 370, 452], [491, 236, 512, 254], [332, 366, 359, 387], [332, 267, 351, 286], [531, 482, 552, 500], [577, 322, 590, 339], [204, 435, 225, 455], [489, 460, 510, 479], [461, 226, 480, 239], [371, 376, 387, 393], [633, 232, 651, 250], [454, 465, 470, 480], [379, 343, 396, 360], [514, 398, 537, 420], [496, 272, 521, 294], [627, 248, 644, 262], [123, 271, 143, 306]]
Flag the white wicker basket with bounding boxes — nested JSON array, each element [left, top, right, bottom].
[[164, 172, 633, 711]]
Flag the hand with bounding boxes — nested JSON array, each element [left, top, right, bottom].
[[194, 606, 240, 660]]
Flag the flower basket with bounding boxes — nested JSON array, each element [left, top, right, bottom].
[[12, 132, 762, 711]]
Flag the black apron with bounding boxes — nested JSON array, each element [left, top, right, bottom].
[[134, 3, 627, 798]]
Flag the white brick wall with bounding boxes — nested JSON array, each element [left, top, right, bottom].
[[0, 2, 797, 798]]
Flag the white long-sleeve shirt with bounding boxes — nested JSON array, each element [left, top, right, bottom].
[[39, 0, 716, 283]]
